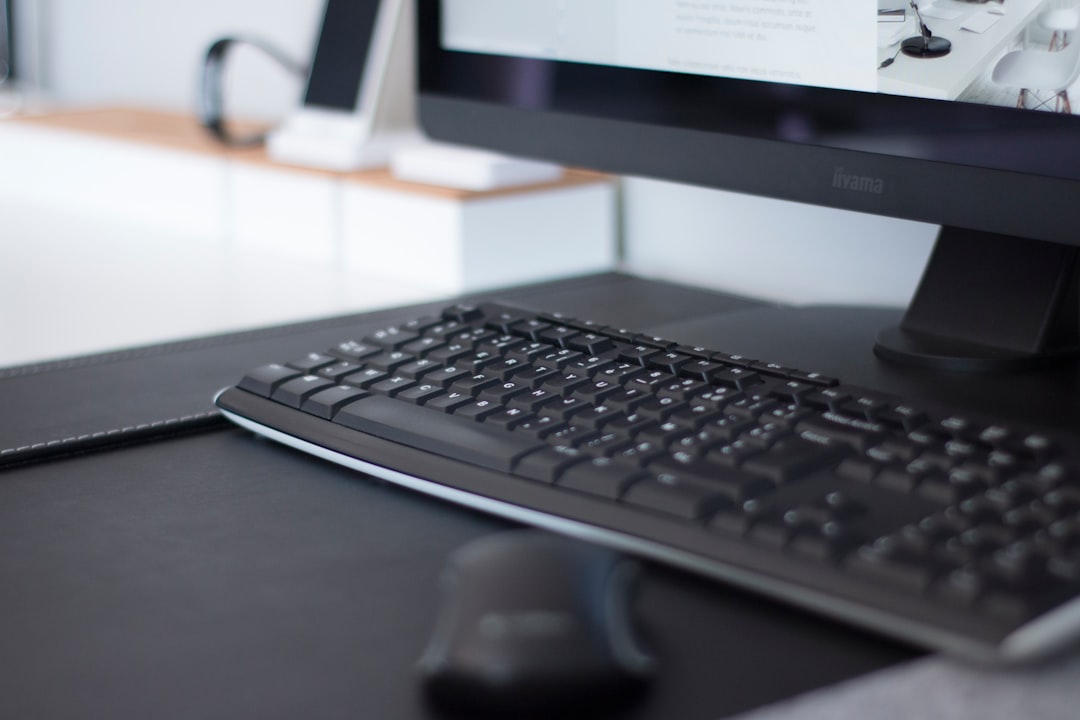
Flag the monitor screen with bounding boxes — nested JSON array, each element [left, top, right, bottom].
[[418, 0, 1080, 370]]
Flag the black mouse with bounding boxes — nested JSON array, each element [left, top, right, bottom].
[[417, 530, 654, 718]]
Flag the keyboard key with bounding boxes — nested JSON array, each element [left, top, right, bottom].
[[804, 387, 849, 412], [711, 351, 756, 368], [426, 343, 471, 365], [369, 376, 417, 398], [398, 358, 440, 379], [712, 368, 764, 390], [479, 303, 530, 333], [847, 542, 938, 593], [580, 432, 632, 456], [572, 404, 623, 429], [332, 341, 380, 362], [750, 361, 795, 378], [271, 375, 336, 408], [423, 320, 464, 339], [515, 445, 586, 483], [318, 361, 366, 382], [423, 365, 471, 387], [546, 424, 599, 448], [567, 333, 616, 355], [538, 325, 580, 348], [367, 351, 415, 373], [789, 521, 864, 561], [301, 385, 369, 419], [789, 369, 838, 387], [705, 440, 762, 468], [836, 458, 879, 483], [452, 373, 500, 395], [542, 371, 589, 394], [558, 458, 645, 499], [515, 415, 565, 438], [396, 383, 445, 405], [611, 441, 665, 468], [507, 318, 553, 340], [675, 357, 723, 382], [237, 364, 301, 397], [342, 368, 389, 389], [365, 327, 420, 350], [632, 395, 683, 422], [335, 395, 544, 474], [477, 380, 530, 405], [454, 399, 500, 421], [287, 352, 337, 373], [649, 351, 693, 375], [425, 390, 473, 414], [441, 303, 483, 323], [484, 408, 534, 430], [647, 458, 773, 503], [742, 438, 850, 484], [572, 379, 620, 403], [618, 344, 662, 366], [631, 333, 677, 350], [541, 395, 591, 421], [401, 336, 444, 356], [796, 414, 887, 452], [623, 473, 735, 520]]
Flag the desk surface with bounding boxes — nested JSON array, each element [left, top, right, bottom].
[[8, 253, 1080, 716], [878, 0, 1046, 100]]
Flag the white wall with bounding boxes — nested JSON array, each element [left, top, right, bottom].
[[622, 178, 935, 307], [14, 0, 934, 307], [22, 0, 323, 119]]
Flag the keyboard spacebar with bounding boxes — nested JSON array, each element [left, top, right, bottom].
[[334, 395, 545, 474]]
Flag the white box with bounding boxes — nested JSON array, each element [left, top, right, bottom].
[[341, 170, 617, 293], [0, 109, 230, 241]]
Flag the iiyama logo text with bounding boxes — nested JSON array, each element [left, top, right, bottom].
[[832, 167, 884, 195]]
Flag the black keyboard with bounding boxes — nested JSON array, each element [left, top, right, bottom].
[[214, 301, 1080, 661]]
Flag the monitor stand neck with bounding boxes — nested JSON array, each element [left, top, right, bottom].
[[874, 226, 1080, 372]]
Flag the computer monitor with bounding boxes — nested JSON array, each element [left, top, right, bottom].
[[416, 1, 1080, 382]]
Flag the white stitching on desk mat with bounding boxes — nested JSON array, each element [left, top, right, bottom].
[[0, 411, 224, 458]]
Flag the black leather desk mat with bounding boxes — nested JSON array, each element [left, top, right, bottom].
[[0, 273, 920, 718], [0, 430, 915, 720]]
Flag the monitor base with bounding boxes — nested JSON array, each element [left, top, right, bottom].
[[874, 226, 1080, 374], [901, 36, 952, 58], [873, 326, 1080, 373]]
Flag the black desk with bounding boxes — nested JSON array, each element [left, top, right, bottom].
[[0, 274, 916, 719]]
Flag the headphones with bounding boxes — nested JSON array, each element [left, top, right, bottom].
[[199, 35, 307, 147]]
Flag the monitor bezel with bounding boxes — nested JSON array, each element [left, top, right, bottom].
[[416, 2, 1080, 249]]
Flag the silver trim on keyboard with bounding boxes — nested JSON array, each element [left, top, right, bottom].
[[1002, 592, 1080, 659]]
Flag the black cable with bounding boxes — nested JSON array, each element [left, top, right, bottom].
[[199, 35, 306, 147], [879, 44, 904, 70]]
